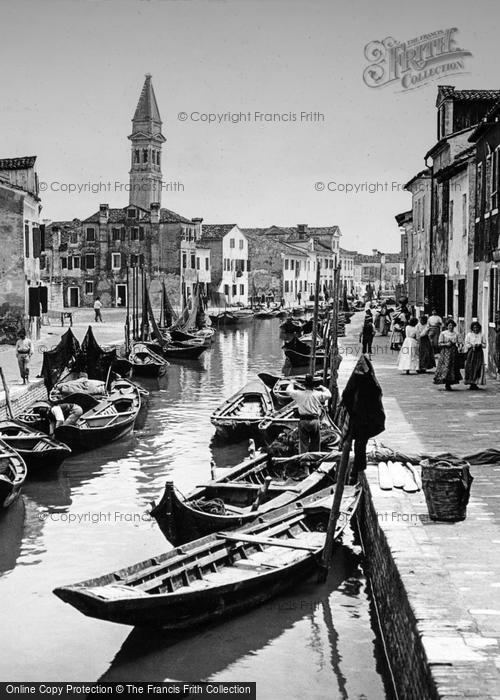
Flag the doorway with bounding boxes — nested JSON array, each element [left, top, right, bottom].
[[116, 284, 127, 308], [68, 287, 79, 308], [482, 281, 489, 361]]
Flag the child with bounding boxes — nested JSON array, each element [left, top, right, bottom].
[[359, 316, 376, 355]]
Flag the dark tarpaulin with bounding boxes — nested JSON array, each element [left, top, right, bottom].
[[40, 328, 81, 391], [336, 354, 385, 474], [162, 281, 178, 328], [80, 326, 117, 381]]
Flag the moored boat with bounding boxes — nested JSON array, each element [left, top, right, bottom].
[[283, 336, 325, 368], [151, 450, 340, 544], [54, 379, 141, 452], [0, 440, 27, 508], [129, 343, 169, 377], [0, 420, 71, 473], [53, 485, 360, 629], [210, 378, 274, 439]]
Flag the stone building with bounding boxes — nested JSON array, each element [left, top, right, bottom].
[[468, 97, 500, 373], [0, 156, 42, 337], [339, 248, 356, 294], [41, 75, 205, 310], [354, 249, 404, 298], [402, 170, 431, 316]]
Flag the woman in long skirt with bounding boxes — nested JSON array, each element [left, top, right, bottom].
[[398, 317, 419, 374], [416, 315, 435, 373], [464, 321, 486, 390], [433, 319, 461, 390]]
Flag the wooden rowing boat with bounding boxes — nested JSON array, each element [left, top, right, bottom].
[[53, 485, 360, 629], [129, 343, 169, 377], [210, 378, 274, 439], [151, 450, 339, 544], [162, 342, 207, 360], [283, 336, 325, 368], [0, 440, 27, 509], [280, 318, 305, 334], [54, 379, 141, 452], [210, 310, 254, 326], [0, 420, 71, 473]]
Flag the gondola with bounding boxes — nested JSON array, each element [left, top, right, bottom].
[[210, 378, 274, 439], [129, 343, 169, 377], [254, 309, 280, 319], [162, 342, 207, 360], [53, 485, 360, 629], [0, 420, 71, 473], [280, 318, 305, 334], [210, 310, 254, 326], [283, 336, 325, 368], [150, 450, 339, 544], [53, 379, 141, 452], [0, 440, 27, 508]]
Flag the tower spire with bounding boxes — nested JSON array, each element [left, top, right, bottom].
[[128, 74, 165, 209]]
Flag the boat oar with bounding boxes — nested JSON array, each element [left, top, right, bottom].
[[405, 462, 422, 491], [0, 367, 14, 420], [318, 427, 352, 582]]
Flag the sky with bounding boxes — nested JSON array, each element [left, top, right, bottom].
[[1, 0, 499, 253]]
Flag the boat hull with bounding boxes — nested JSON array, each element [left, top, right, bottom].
[[55, 419, 135, 453]]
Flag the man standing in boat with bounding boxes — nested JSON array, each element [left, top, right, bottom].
[[286, 375, 331, 453]]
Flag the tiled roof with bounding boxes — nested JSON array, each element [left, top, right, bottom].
[[0, 156, 36, 170], [355, 252, 403, 263], [340, 247, 357, 256], [281, 242, 308, 258], [201, 224, 237, 241], [437, 86, 500, 107], [82, 206, 192, 225], [469, 97, 500, 141]]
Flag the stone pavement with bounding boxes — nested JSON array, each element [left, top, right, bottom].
[[339, 313, 500, 698], [0, 308, 128, 403]]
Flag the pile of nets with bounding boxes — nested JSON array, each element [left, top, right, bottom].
[[267, 425, 341, 457], [190, 497, 227, 515], [367, 441, 500, 467]]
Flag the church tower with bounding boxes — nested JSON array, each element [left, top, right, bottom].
[[128, 74, 165, 209]]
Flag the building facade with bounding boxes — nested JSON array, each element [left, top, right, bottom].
[[0, 157, 42, 338], [41, 75, 205, 310]]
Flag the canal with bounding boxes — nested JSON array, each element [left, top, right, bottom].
[[0, 317, 394, 699]]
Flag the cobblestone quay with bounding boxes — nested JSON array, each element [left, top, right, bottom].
[[339, 313, 500, 699]]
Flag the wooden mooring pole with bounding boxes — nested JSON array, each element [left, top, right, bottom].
[[309, 261, 321, 375], [0, 367, 15, 420]]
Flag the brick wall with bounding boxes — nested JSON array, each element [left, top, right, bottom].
[[358, 478, 438, 700], [0, 379, 47, 420]]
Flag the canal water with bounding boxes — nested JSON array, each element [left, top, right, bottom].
[[0, 318, 394, 699]]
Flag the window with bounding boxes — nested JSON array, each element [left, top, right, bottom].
[[240, 284, 245, 296], [489, 267, 500, 323], [134, 150, 140, 163], [492, 148, 499, 210], [477, 163, 483, 218], [70, 230, 78, 244], [131, 227, 139, 241], [24, 224, 30, 258], [284, 281, 289, 292], [86, 228, 95, 242], [229, 238, 235, 248], [458, 278, 466, 318], [40, 255, 46, 270], [224, 285, 229, 296], [139, 227, 145, 241], [61, 257, 67, 269], [232, 285, 237, 296], [462, 194, 468, 236], [239, 239, 244, 249], [142, 149, 148, 163], [73, 256, 80, 269], [128, 208, 136, 219], [472, 269, 479, 318], [486, 154, 492, 209], [112, 253, 121, 270], [205, 258, 209, 271], [182, 253, 187, 268], [85, 281, 94, 295], [447, 279, 454, 317], [391, 267, 397, 275], [291, 259, 295, 270], [196, 257, 200, 270], [449, 200, 454, 239], [285, 259, 289, 270], [191, 254, 196, 269], [130, 254, 139, 266], [85, 254, 95, 269], [112, 227, 120, 241]]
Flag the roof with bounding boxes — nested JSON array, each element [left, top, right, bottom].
[[0, 156, 37, 170], [82, 206, 192, 225], [437, 86, 500, 107], [355, 252, 403, 263], [133, 74, 162, 124], [200, 224, 238, 241], [340, 247, 356, 256], [469, 97, 500, 141], [404, 168, 431, 191]]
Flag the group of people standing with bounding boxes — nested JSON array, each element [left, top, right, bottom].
[[396, 308, 486, 391]]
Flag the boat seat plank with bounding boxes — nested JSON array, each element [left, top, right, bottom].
[[216, 531, 319, 551]]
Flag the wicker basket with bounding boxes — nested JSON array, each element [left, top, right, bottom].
[[421, 459, 473, 522]]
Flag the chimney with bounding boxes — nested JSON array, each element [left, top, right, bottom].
[[192, 217, 203, 239], [297, 224, 308, 239], [150, 202, 160, 224], [372, 248, 379, 257], [99, 203, 109, 224]]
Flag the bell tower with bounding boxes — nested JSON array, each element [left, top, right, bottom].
[[128, 74, 165, 209]]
